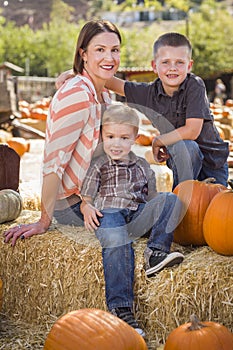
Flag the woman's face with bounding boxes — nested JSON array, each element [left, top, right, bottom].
[[81, 32, 120, 88]]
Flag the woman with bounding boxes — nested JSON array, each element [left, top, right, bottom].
[[4, 19, 121, 246]]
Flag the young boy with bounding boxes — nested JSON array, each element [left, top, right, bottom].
[[80, 103, 183, 336], [56, 32, 229, 189], [105, 32, 229, 189]]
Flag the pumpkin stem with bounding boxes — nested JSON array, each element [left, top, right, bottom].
[[228, 179, 233, 190], [203, 177, 216, 184], [188, 314, 207, 331]]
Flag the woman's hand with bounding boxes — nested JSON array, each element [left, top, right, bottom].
[[3, 220, 48, 247], [80, 201, 103, 232], [55, 69, 75, 89]]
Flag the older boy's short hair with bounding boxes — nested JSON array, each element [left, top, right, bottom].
[[153, 32, 192, 58], [102, 103, 140, 133]]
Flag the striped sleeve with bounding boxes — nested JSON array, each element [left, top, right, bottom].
[[42, 77, 101, 199]]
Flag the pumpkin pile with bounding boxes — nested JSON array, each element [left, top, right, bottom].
[[44, 308, 148, 350], [18, 97, 51, 121], [210, 99, 233, 141], [164, 314, 233, 350]]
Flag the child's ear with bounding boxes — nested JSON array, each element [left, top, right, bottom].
[[188, 59, 194, 72], [151, 60, 157, 74]]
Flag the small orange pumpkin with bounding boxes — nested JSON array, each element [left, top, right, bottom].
[[173, 178, 226, 246], [44, 308, 147, 350], [7, 137, 30, 157], [225, 99, 233, 107], [135, 134, 154, 146], [30, 107, 48, 121], [203, 180, 233, 256], [164, 314, 233, 350]]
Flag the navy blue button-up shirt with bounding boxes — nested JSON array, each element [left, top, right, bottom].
[[125, 73, 229, 169]]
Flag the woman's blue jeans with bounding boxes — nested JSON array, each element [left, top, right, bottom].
[[167, 140, 228, 190], [95, 192, 182, 310]]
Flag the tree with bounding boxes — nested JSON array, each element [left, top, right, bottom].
[[0, 0, 232, 78], [176, 0, 233, 77]]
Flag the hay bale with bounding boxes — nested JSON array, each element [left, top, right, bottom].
[[0, 210, 232, 348]]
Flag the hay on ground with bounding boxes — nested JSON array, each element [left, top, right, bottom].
[[0, 210, 232, 349]]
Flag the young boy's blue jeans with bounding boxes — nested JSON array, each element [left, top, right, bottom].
[[95, 192, 182, 310], [54, 192, 182, 311], [167, 140, 228, 190]]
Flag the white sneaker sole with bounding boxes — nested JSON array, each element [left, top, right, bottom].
[[146, 252, 184, 277], [135, 327, 146, 337]]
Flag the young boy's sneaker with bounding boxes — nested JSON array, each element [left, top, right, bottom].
[[144, 247, 184, 277], [110, 307, 145, 337]]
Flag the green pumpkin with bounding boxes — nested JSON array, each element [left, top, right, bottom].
[[0, 189, 23, 223]]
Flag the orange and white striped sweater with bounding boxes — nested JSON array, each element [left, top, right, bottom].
[[42, 72, 111, 200]]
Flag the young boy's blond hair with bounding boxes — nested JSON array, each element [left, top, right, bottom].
[[102, 104, 139, 134]]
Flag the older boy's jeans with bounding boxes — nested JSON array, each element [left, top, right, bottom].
[[167, 140, 228, 190], [95, 192, 182, 310]]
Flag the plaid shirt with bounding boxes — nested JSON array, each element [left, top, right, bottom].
[[81, 151, 157, 210]]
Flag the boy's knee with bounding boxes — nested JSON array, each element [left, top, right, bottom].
[[168, 140, 203, 163], [169, 139, 197, 153]]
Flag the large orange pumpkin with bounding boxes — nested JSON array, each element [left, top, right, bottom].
[[203, 180, 233, 256], [43, 308, 148, 350], [164, 314, 233, 350], [173, 178, 226, 246]]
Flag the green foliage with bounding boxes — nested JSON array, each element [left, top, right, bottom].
[[165, 0, 190, 12], [0, 0, 232, 78], [0, 20, 36, 74], [37, 20, 82, 76], [0, 14, 6, 59], [176, 0, 233, 77], [50, 0, 75, 22], [120, 23, 162, 67]]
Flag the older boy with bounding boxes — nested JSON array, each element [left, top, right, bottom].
[[80, 104, 183, 336], [105, 32, 229, 189]]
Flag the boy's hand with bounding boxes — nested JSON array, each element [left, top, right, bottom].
[[80, 201, 103, 232], [153, 145, 170, 163], [55, 69, 75, 89]]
